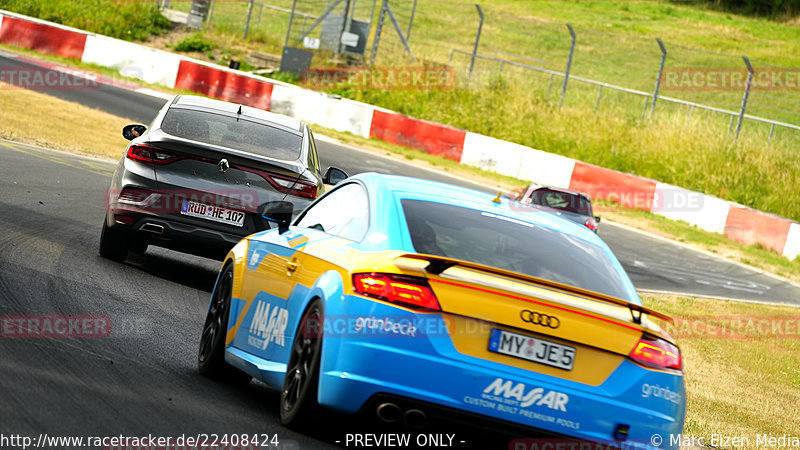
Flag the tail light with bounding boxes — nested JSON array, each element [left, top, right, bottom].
[[126, 145, 184, 165], [584, 217, 598, 232], [353, 273, 440, 311], [236, 166, 318, 199], [629, 334, 682, 371], [269, 175, 318, 199]]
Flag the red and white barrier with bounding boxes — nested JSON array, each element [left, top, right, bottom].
[[0, 15, 86, 59], [270, 84, 374, 138], [723, 205, 793, 254], [1, 9, 798, 260], [652, 183, 731, 234], [174, 59, 274, 110], [460, 132, 575, 188], [785, 224, 800, 260], [369, 110, 466, 161], [82, 35, 181, 87]]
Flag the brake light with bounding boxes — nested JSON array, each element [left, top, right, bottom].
[[584, 217, 598, 232], [236, 165, 318, 199], [270, 175, 318, 199], [126, 145, 184, 165], [629, 335, 682, 371], [353, 273, 440, 311]]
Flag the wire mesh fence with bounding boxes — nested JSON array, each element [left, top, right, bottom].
[[164, 0, 799, 146]]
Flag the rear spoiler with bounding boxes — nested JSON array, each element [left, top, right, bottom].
[[394, 253, 674, 325]]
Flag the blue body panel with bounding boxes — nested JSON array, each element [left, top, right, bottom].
[[209, 173, 684, 448]]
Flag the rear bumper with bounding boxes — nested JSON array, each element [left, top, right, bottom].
[[318, 295, 684, 448], [108, 212, 247, 259]]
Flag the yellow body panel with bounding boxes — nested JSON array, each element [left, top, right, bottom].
[[445, 315, 624, 386]]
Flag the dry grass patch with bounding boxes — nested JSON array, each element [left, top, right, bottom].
[[643, 293, 800, 443], [0, 83, 133, 159]]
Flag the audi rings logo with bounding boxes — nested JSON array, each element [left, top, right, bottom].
[[520, 310, 560, 329]]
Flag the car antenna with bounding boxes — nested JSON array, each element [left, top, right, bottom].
[[281, 167, 309, 203]]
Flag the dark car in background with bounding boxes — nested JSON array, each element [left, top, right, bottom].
[[100, 94, 346, 262], [511, 184, 601, 233]]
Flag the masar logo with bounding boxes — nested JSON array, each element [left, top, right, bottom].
[[482, 378, 569, 412], [248, 300, 289, 350]]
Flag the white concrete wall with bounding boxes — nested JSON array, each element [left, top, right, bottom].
[[461, 132, 575, 188], [783, 223, 800, 260], [82, 35, 181, 88], [651, 183, 731, 234], [270, 84, 374, 138]]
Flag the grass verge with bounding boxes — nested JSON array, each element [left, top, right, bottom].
[[643, 293, 800, 442], [0, 0, 171, 40], [0, 81, 132, 158]]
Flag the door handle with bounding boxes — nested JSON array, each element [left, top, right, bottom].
[[286, 260, 299, 273]]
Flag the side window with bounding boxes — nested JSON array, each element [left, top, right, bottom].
[[296, 183, 369, 241], [306, 127, 321, 176]]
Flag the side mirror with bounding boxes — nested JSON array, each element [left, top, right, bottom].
[[595, 216, 601, 223], [261, 201, 293, 234], [323, 167, 348, 185], [122, 124, 147, 141]]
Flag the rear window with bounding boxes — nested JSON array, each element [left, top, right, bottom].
[[402, 199, 629, 300], [160, 108, 302, 161], [530, 189, 592, 215]]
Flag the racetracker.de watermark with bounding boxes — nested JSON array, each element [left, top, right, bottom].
[[661, 67, 800, 91], [106, 188, 261, 214], [301, 66, 456, 90], [1, 315, 111, 338], [509, 438, 654, 449], [507, 187, 708, 214], [0, 66, 101, 91], [664, 315, 800, 339]]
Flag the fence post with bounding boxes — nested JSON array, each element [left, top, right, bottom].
[[560, 24, 576, 107], [243, 0, 255, 39], [369, 0, 388, 66], [407, 0, 418, 42], [650, 38, 666, 119], [469, 4, 484, 80], [338, 0, 352, 56], [594, 85, 603, 111], [734, 56, 754, 141], [386, 5, 415, 61], [207, 0, 216, 23], [284, 0, 298, 48]]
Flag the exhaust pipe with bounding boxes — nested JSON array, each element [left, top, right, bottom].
[[403, 409, 427, 428], [376, 403, 402, 423], [139, 223, 164, 235]]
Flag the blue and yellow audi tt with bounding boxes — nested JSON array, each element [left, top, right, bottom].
[[197, 173, 685, 447]]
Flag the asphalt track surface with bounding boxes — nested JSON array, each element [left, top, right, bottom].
[[1, 50, 800, 449]]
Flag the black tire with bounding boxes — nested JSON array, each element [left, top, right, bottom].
[[129, 236, 148, 255], [280, 298, 323, 429], [99, 219, 129, 262], [198, 264, 252, 384]]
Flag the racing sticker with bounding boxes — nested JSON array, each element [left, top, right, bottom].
[[463, 378, 580, 431], [248, 300, 289, 350]]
